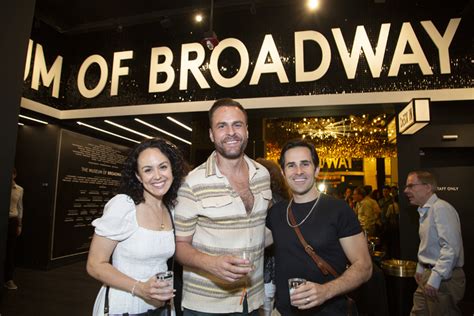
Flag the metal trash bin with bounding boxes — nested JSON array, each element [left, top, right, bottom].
[[381, 259, 418, 316]]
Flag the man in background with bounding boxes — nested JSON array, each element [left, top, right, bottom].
[[404, 170, 465, 315], [352, 186, 377, 237], [378, 185, 393, 225], [4, 168, 24, 290]]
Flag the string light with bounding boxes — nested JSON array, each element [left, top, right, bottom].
[[265, 114, 396, 161]]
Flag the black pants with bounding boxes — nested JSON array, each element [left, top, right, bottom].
[[4, 217, 19, 281]]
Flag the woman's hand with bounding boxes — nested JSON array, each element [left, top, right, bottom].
[[135, 275, 175, 304]]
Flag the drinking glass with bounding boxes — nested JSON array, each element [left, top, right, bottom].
[[156, 270, 174, 290], [288, 278, 306, 294]]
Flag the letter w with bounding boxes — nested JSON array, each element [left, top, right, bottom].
[[332, 24, 390, 79]]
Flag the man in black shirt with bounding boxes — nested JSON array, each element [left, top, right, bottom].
[[266, 139, 372, 315]]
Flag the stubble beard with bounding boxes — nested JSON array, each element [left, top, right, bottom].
[[290, 180, 316, 198], [215, 137, 248, 159]]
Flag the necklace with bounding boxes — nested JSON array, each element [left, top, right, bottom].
[[151, 204, 166, 230], [286, 193, 322, 228], [159, 207, 166, 230]]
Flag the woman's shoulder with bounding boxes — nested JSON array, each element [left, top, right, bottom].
[[103, 194, 136, 214], [92, 194, 139, 240]]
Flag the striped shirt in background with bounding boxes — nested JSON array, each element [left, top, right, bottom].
[[175, 152, 271, 313]]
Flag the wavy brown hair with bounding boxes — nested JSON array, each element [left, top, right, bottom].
[[119, 138, 189, 209]]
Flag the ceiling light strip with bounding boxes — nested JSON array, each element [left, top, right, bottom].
[[134, 118, 192, 145], [77, 121, 140, 143], [104, 120, 152, 139], [167, 116, 192, 131], [19, 114, 48, 125], [18, 122, 25, 126]]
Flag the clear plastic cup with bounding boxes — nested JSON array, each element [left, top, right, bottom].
[[156, 271, 174, 290], [288, 278, 306, 295], [233, 250, 254, 269]]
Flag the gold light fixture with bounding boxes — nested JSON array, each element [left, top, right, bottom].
[[265, 114, 396, 160]]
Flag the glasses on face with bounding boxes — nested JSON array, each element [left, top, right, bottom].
[[404, 183, 426, 190]]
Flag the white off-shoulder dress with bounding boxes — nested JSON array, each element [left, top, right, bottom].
[[91, 194, 175, 316]]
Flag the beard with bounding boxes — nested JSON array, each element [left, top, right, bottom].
[[214, 135, 248, 159]]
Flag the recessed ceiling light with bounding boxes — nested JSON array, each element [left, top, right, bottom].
[[135, 118, 192, 145], [104, 120, 152, 139], [77, 121, 139, 143], [167, 116, 192, 131], [19, 114, 48, 125]]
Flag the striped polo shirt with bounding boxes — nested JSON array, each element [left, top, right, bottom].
[[175, 151, 271, 313]]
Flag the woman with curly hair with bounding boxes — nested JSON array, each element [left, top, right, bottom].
[[87, 138, 188, 316]]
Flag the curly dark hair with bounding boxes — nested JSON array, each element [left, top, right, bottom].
[[119, 138, 189, 209], [256, 158, 291, 203]]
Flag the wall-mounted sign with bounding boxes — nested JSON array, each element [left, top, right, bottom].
[[52, 129, 129, 260], [398, 98, 430, 135], [22, 16, 471, 110], [320, 157, 363, 172]]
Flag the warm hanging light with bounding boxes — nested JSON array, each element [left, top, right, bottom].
[[307, 0, 320, 11]]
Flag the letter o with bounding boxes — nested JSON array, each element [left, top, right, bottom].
[[77, 55, 108, 98], [209, 38, 249, 88]]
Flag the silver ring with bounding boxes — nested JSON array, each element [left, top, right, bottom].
[[306, 297, 310, 303]]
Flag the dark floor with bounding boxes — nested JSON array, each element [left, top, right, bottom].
[[1, 261, 473, 316], [0, 261, 101, 316]]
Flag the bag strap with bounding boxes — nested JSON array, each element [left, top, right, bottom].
[[287, 205, 339, 278], [104, 285, 110, 315], [288, 202, 355, 316]]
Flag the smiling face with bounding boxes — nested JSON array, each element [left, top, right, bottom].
[[209, 106, 248, 160], [135, 147, 173, 201], [282, 146, 319, 202], [404, 174, 432, 206]]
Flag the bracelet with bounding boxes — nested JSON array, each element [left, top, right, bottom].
[[131, 280, 140, 297]]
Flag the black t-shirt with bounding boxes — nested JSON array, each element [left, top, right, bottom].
[[266, 194, 361, 315]]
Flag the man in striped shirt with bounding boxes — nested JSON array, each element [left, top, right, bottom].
[[175, 98, 271, 315]]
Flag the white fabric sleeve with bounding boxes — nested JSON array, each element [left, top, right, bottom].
[[92, 194, 138, 241]]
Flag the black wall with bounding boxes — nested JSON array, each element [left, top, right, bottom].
[[15, 125, 61, 269], [15, 126, 129, 269], [397, 100, 474, 303], [0, 0, 36, 289]]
